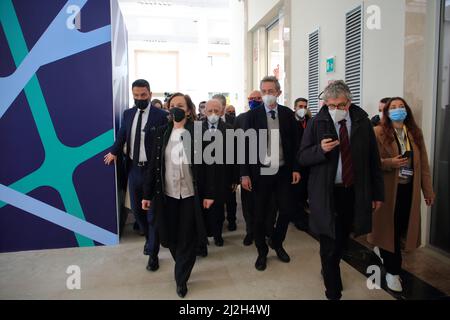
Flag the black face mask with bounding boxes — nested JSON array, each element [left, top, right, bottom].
[[135, 99, 149, 110], [227, 112, 236, 119], [170, 107, 186, 123]]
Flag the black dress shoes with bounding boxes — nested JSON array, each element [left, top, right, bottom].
[[228, 222, 237, 232], [177, 283, 188, 298], [146, 256, 159, 272], [214, 236, 224, 247], [255, 255, 267, 271], [294, 221, 309, 232], [275, 247, 291, 263], [196, 246, 208, 257], [243, 234, 253, 246]]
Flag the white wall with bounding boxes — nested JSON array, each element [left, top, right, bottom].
[[128, 41, 231, 107], [230, 0, 247, 114], [247, 0, 282, 31], [290, 0, 405, 117]]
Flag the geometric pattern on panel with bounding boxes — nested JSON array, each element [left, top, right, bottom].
[[0, 0, 127, 252]]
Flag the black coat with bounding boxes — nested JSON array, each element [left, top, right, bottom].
[[234, 112, 248, 130], [298, 104, 384, 238], [111, 106, 169, 188], [143, 121, 215, 248], [296, 115, 311, 176], [240, 105, 300, 181], [202, 119, 239, 204]]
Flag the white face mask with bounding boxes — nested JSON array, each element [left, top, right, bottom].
[[296, 109, 307, 119], [329, 109, 348, 124], [207, 114, 220, 125], [262, 95, 278, 107], [379, 112, 383, 119]]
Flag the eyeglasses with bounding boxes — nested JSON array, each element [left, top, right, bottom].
[[327, 102, 349, 110], [261, 90, 278, 95]]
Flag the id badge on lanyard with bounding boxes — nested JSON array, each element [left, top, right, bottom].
[[398, 126, 414, 179]]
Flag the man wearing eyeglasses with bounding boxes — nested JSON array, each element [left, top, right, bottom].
[[298, 80, 384, 300]]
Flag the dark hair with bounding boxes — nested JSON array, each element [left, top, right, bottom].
[[380, 97, 391, 104], [199, 101, 207, 108], [151, 99, 163, 108], [295, 98, 308, 105], [167, 93, 197, 121], [381, 97, 423, 150], [132, 79, 150, 92]]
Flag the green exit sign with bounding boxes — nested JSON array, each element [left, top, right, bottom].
[[326, 56, 336, 73]]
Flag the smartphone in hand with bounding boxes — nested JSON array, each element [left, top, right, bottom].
[[402, 151, 412, 159], [322, 133, 338, 142]]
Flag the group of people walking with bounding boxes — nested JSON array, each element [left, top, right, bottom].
[[105, 77, 434, 300]]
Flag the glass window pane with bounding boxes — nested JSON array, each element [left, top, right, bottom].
[[430, 2, 450, 253]]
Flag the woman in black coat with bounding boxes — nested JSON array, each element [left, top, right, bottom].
[[142, 93, 215, 298]]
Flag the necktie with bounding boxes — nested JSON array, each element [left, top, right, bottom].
[[339, 119, 354, 187], [133, 110, 144, 165], [269, 110, 276, 120]]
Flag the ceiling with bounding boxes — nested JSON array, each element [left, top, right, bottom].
[[118, 0, 232, 44], [118, 0, 230, 8]]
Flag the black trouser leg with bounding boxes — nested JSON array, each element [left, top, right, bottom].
[[226, 188, 237, 224], [166, 197, 197, 286], [145, 206, 160, 258], [292, 174, 309, 226], [254, 176, 276, 257], [319, 186, 354, 299], [320, 235, 343, 299], [128, 165, 149, 236], [207, 201, 225, 238], [271, 167, 294, 248], [380, 182, 413, 275], [241, 188, 254, 236]]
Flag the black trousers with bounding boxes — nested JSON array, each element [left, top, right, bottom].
[[380, 182, 413, 275], [292, 171, 309, 226], [241, 188, 254, 236], [144, 207, 160, 258], [165, 196, 197, 286], [225, 188, 237, 224], [319, 186, 355, 300], [128, 164, 149, 236], [204, 200, 225, 239], [253, 166, 294, 256]]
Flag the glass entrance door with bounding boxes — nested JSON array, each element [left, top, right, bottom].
[[430, 0, 450, 254]]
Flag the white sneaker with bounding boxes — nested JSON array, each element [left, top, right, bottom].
[[374, 246, 384, 264], [386, 273, 403, 292]]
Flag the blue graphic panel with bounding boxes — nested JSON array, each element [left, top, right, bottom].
[[0, 0, 128, 252]]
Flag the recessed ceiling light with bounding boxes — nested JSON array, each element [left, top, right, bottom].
[[138, 1, 173, 6]]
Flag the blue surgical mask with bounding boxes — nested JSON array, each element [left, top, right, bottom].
[[249, 100, 262, 110], [389, 108, 407, 122]]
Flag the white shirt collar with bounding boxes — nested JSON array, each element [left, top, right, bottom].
[[265, 105, 278, 114]]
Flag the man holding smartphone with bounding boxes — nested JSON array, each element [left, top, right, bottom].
[[298, 80, 384, 300]]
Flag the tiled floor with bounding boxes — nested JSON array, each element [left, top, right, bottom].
[[0, 223, 393, 300]]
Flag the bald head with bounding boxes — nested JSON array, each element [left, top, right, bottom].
[[226, 105, 235, 114], [248, 90, 262, 102], [205, 99, 222, 117]]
